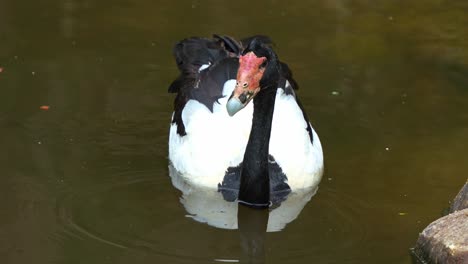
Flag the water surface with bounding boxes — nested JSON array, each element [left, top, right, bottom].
[[1, 1, 468, 263]]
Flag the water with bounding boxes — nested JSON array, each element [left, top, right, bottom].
[[1, 0, 468, 263]]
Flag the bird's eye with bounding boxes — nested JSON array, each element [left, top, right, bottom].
[[242, 82, 248, 88], [260, 61, 267, 68], [236, 82, 239, 87]]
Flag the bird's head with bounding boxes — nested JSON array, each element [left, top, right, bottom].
[[227, 37, 280, 116]]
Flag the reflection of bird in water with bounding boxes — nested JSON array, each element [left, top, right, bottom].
[[169, 164, 317, 231], [238, 205, 269, 264], [169, 165, 318, 263], [168, 35, 324, 208]]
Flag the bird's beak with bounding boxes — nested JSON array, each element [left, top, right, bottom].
[[227, 52, 266, 116]]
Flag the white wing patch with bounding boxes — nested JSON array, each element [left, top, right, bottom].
[[198, 63, 211, 72]]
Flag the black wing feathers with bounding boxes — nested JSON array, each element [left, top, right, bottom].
[[190, 58, 239, 112], [169, 35, 242, 135], [213, 34, 243, 55]]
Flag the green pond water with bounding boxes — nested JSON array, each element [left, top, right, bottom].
[[1, 1, 467, 263]]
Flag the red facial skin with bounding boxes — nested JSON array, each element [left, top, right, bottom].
[[231, 52, 266, 101]]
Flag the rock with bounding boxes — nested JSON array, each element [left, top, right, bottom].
[[413, 182, 468, 263], [413, 208, 468, 263], [450, 181, 468, 213]]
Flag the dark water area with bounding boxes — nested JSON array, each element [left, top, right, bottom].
[[1, 1, 468, 263]]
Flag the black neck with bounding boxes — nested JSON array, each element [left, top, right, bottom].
[[238, 85, 277, 208]]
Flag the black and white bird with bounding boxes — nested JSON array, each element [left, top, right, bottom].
[[168, 35, 323, 208]]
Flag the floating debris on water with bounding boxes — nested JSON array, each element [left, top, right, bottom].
[[214, 259, 239, 263], [331, 91, 340, 96], [399, 212, 407, 216], [40, 105, 50, 110]]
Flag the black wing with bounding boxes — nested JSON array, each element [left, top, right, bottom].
[[169, 35, 242, 136]]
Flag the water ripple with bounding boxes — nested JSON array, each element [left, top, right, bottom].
[[54, 169, 230, 263]]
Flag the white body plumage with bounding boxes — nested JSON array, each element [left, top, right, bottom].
[[169, 79, 324, 191]]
